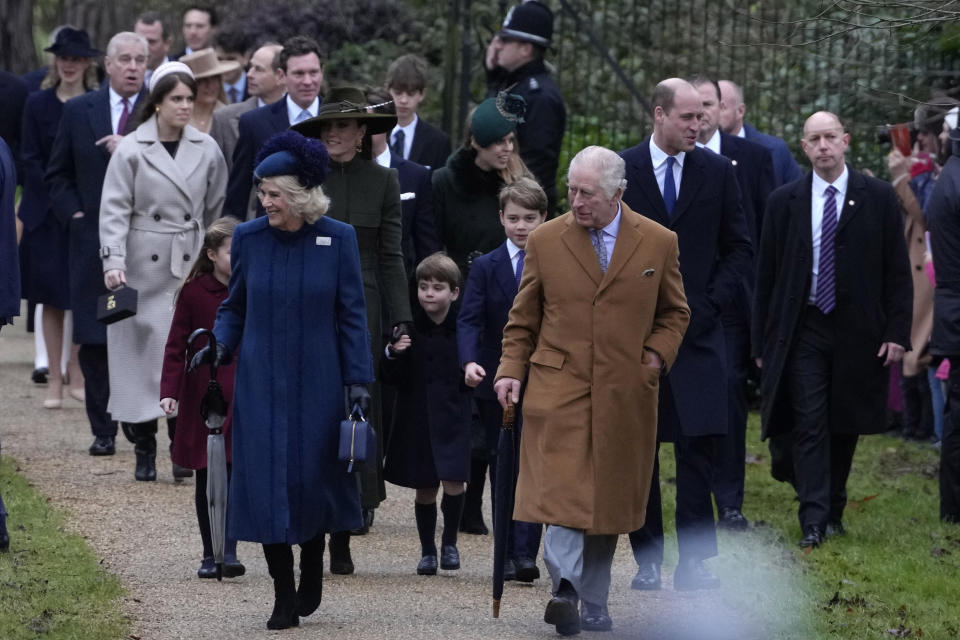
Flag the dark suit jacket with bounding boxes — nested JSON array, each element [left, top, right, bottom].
[[390, 153, 440, 278], [753, 168, 912, 439], [457, 242, 516, 401], [0, 70, 28, 179], [45, 84, 145, 344], [408, 118, 452, 172], [743, 123, 803, 188], [223, 97, 291, 218], [0, 137, 19, 323], [621, 138, 752, 438]]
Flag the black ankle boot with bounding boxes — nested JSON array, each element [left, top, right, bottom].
[[296, 535, 324, 617], [134, 441, 156, 482], [263, 544, 298, 630], [328, 531, 354, 575]]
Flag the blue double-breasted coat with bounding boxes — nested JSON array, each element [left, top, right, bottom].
[[214, 215, 374, 545]]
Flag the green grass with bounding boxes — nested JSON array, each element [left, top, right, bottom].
[[0, 456, 128, 640], [658, 413, 960, 639]]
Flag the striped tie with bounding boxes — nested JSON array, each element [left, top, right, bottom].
[[815, 185, 838, 314]]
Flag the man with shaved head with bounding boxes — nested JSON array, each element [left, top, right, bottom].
[[752, 111, 912, 548], [719, 80, 802, 188], [620, 78, 752, 591]]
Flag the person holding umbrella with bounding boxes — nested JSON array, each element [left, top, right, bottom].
[[192, 131, 373, 630]]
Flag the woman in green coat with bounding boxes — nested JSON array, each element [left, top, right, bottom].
[[292, 86, 412, 574]]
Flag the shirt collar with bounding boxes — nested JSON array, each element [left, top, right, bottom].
[[811, 164, 849, 198], [286, 95, 319, 123], [506, 238, 523, 259], [735, 126, 745, 138], [374, 146, 391, 168], [696, 129, 721, 154], [392, 113, 418, 138], [650, 137, 685, 169], [596, 202, 623, 238], [109, 86, 133, 109], [224, 75, 245, 92]]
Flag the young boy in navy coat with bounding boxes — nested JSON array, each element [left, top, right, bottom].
[[382, 253, 472, 575], [457, 177, 548, 581]]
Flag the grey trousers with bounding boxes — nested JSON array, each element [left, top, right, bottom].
[[542, 525, 618, 607]]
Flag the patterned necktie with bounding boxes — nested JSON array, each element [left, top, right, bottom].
[[515, 249, 525, 288], [117, 98, 130, 135], [229, 86, 240, 104], [590, 229, 609, 273], [815, 185, 839, 314], [392, 129, 405, 158], [295, 109, 311, 124], [663, 156, 677, 217]]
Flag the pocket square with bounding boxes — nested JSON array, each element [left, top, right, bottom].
[[643, 268, 656, 277], [400, 192, 416, 201], [316, 236, 331, 246]]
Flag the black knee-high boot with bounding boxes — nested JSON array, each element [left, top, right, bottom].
[[262, 543, 298, 630], [440, 492, 465, 570], [460, 458, 488, 534], [296, 534, 324, 617], [328, 531, 354, 575]]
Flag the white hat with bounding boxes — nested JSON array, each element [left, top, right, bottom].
[[149, 61, 194, 94]]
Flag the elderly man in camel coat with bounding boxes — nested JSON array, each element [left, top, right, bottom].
[[495, 146, 690, 635]]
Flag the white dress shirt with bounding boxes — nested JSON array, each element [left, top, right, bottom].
[[809, 166, 849, 302], [735, 126, 745, 138], [286, 95, 319, 125], [696, 128, 721, 154], [109, 87, 134, 135], [223, 75, 247, 103], [375, 146, 391, 168], [507, 238, 524, 276], [649, 138, 684, 203], [390, 114, 417, 160]]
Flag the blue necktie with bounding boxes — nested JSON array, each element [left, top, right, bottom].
[[663, 156, 677, 217], [590, 229, 609, 273], [392, 129, 405, 158], [815, 185, 839, 314], [515, 249, 525, 288]]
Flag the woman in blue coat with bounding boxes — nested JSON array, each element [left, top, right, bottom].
[[193, 132, 373, 630], [19, 28, 100, 408]]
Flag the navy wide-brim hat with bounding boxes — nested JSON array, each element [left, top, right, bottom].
[[44, 27, 102, 58], [254, 131, 330, 189]]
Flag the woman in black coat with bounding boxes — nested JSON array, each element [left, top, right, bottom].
[[19, 28, 100, 409]]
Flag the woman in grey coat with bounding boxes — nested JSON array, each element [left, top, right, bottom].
[[99, 61, 227, 481]]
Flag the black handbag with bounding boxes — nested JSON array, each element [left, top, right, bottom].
[[338, 403, 376, 472], [97, 286, 138, 325]]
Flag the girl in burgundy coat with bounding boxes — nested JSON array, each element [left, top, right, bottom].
[[160, 217, 244, 579]]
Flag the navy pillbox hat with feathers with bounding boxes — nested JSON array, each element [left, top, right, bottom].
[[254, 131, 330, 188]]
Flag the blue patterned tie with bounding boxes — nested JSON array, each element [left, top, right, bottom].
[[663, 156, 677, 217], [392, 129, 405, 158], [515, 249, 525, 288], [815, 185, 839, 314], [591, 229, 608, 273]]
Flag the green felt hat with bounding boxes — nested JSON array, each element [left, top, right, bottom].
[[471, 91, 526, 147]]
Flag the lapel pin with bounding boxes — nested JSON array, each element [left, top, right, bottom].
[[643, 268, 655, 277], [731, 160, 738, 166], [316, 236, 331, 246], [848, 200, 855, 206]]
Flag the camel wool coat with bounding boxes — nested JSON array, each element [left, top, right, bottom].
[[495, 204, 690, 535], [100, 117, 227, 423], [894, 178, 934, 376]]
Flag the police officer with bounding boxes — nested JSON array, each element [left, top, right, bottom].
[[485, 0, 566, 215]]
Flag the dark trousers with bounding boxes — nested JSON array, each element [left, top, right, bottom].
[[77, 344, 117, 438], [477, 398, 543, 562], [630, 434, 720, 564], [787, 307, 859, 530], [941, 358, 960, 521], [713, 320, 750, 511], [901, 371, 933, 438]]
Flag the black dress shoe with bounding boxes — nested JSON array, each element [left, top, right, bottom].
[[134, 452, 157, 481], [514, 557, 540, 582], [825, 521, 845, 538], [88, 436, 115, 456], [799, 526, 824, 548], [223, 555, 246, 578], [717, 507, 749, 531], [417, 554, 438, 575], [581, 601, 613, 632], [630, 562, 661, 590], [31, 367, 49, 384], [197, 556, 217, 579], [673, 558, 721, 591], [503, 558, 517, 581], [329, 533, 355, 575], [440, 544, 460, 570], [544, 581, 580, 636]]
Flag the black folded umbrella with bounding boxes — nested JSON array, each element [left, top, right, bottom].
[[492, 399, 516, 618]]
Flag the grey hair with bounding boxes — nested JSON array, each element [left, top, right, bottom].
[[106, 31, 148, 59], [266, 175, 330, 224], [568, 146, 627, 199], [719, 79, 744, 106]]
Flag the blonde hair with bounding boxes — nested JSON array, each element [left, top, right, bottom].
[[41, 57, 99, 91], [263, 175, 330, 223]]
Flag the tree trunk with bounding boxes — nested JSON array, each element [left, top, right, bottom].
[[0, 0, 37, 74], [62, 0, 139, 51]]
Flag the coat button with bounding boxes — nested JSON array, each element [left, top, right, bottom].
[[183, 253, 191, 261], [184, 214, 192, 221], [151, 254, 158, 261], [153, 214, 160, 221], [916, 264, 923, 271]]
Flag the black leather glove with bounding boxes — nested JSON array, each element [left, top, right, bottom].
[[348, 383, 372, 418], [387, 322, 411, 357], [188, 342, 232, 373]]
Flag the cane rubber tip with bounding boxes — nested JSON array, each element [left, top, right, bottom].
[[493, 599, 500, 618], [216, 564, 223, 582]]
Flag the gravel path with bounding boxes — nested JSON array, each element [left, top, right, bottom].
[[1, 318, 771, 639]]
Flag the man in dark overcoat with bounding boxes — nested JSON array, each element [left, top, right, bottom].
[[45, 31, 148, 456], [620, 78, 752, 591], [752, 111, 912, 547]]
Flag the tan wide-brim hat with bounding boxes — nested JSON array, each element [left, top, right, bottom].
[[291, 85, 398, 138], [179, 47, 241, 80]]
